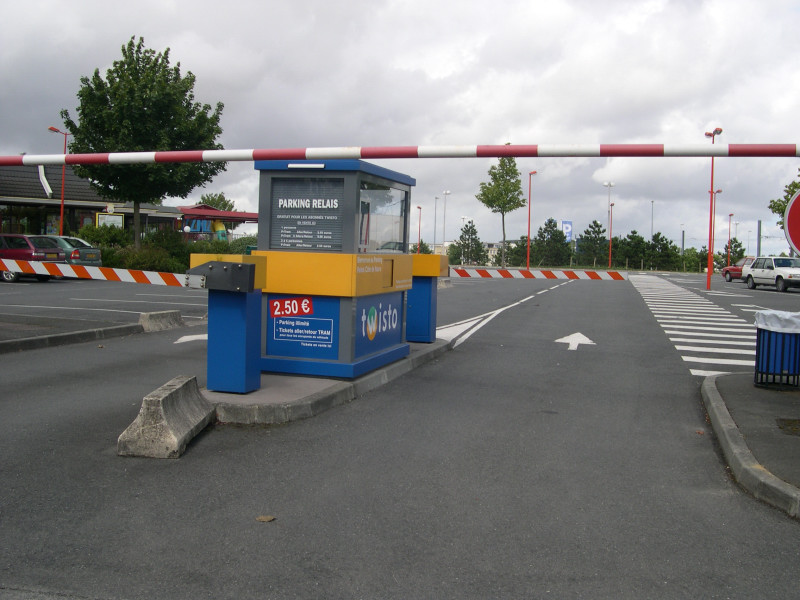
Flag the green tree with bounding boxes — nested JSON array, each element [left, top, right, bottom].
[[447, 241, 462, 265], [503, 237, 529, 267], [575, 220, 607, 267], [60, 36, 226, 248], [200, 192, 240, 231], [681, 247, 704, 273], [616, 230, 647, 270], [715, 237, 746, 271], [647, 232, 681, 270], [455, 220, 488, 265], [768, 169, 800, 228], [475, 150, 525, 267], [532, 218, 572, 267], [410, 240, 433, 254], [200, 192, 235, 212]]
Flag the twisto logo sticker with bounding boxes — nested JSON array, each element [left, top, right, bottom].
[[361, 301, 398, 341]]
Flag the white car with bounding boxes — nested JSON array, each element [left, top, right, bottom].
[[742, 256, 800, 292]]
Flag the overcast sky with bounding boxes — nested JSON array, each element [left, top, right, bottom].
[[3, 0, 799, 257]]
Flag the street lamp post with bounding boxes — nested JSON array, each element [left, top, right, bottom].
[[48, 126, 71, 235], [727, 212, 734, 266], [609, 202, 615, 268], [651, 200, 654, 240], [416, 205, 422, 253], [527, 170, 537, 270], [704, 127, 722, 289], [433, 196, 438, 252], [461, 216, 466, 264], [603, 182, 614, 268], [442, 190, 451, 255]]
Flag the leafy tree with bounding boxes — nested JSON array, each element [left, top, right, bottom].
[[715, 237, 746, 270], [503, 237, 529, 267], [768, 169, 800, 228], [455, 220, 488, 265], [475, 150, 525, 267], [447, 241, 462, 265], [575, 220, 607, 267], [647, 232, 681, 271], [60, 36, 226, 248], [410, 240, 433, 254], [200, 192, 235, 212], [200, 192, 240, 231], [616, 230, 647, 270], [532, 218, 572, 267], [681, 247, 704, 273]]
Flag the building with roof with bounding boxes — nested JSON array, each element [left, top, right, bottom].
[[0, 165, 257, 237]]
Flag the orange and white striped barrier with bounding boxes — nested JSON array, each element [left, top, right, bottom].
[[0, 259, 184, 286], [451, 267, 627, 281]]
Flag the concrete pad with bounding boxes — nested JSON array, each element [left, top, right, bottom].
[[139, 310, 185, 332], [118, 375, 215, 458]]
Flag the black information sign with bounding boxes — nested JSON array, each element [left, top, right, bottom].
[[270, 178, 344, 251]]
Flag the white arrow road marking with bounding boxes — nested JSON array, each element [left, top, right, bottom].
[[555, 332, 596, 351], [175, 334, 208, 344]]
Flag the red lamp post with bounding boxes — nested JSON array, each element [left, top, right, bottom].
[[416, 205, 422, 253], [527, 170, 537, 270], [704, 127, 722, 289], [48, 126, 70, 236], [727, 212, 734, 266]]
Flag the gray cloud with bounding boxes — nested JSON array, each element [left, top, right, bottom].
[[2, 0, 798, 255]]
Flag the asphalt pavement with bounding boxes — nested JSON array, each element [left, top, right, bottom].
[[2, 300, 799, 522]]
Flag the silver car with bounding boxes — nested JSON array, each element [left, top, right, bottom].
[[46, 236, 102, 267]]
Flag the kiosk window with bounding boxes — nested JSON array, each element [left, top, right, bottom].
[[358, 182, 407, 253]]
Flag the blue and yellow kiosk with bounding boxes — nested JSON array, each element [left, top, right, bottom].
[[189, 159, 447, 393]]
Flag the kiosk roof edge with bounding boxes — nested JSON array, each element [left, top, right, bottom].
[[254, 159, 416, 186]]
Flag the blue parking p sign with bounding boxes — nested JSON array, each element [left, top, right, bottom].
[[562, 220, 573, 242]]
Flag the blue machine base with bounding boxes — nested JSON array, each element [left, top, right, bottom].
[[259, 344, 410, 379]]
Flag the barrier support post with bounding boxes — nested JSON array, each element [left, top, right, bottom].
[[187, 255, 267, 393], [406, 254, 449, 343]]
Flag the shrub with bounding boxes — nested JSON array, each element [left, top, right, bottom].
[[78, 224, 133, 247], [229, 235, 258, 254], [116, 245, 187, 273]]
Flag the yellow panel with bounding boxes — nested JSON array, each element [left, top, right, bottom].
[[411, 254, 449, 277], [255, 251, 413, 296], [189, 253, 267, 289], [256, 251, 357, 296]]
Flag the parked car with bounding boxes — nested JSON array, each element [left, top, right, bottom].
[[46, 235, 102, 267], [721, 256, 755, 282], [742, 256, 800, 292], [0, 233, 66, 282]]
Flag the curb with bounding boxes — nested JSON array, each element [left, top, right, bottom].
[[0, 310, 189, 355], [701, 375, 800, 519], [212, 338, 454, 426], [0, 323, 144, 354]]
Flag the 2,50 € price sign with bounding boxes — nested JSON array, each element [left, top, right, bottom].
[[269, 296, 314, 318]]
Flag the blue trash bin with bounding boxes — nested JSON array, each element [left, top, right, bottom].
[[754, 310, 800, 387]]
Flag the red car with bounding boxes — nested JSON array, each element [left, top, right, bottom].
[[721, 256, 755, 282], [0, 233, 66, 282]]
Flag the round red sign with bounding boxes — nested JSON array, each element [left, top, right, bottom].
[[784, 190, 800, 255]]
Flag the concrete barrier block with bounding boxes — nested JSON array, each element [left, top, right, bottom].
[[139, 310, 184, 332], [118, 375, 214, 458]]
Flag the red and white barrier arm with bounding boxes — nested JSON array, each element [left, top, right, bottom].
[[451, 267, 627, 281], [1, 143, 799, 166], [0, 259, 184, 286]]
